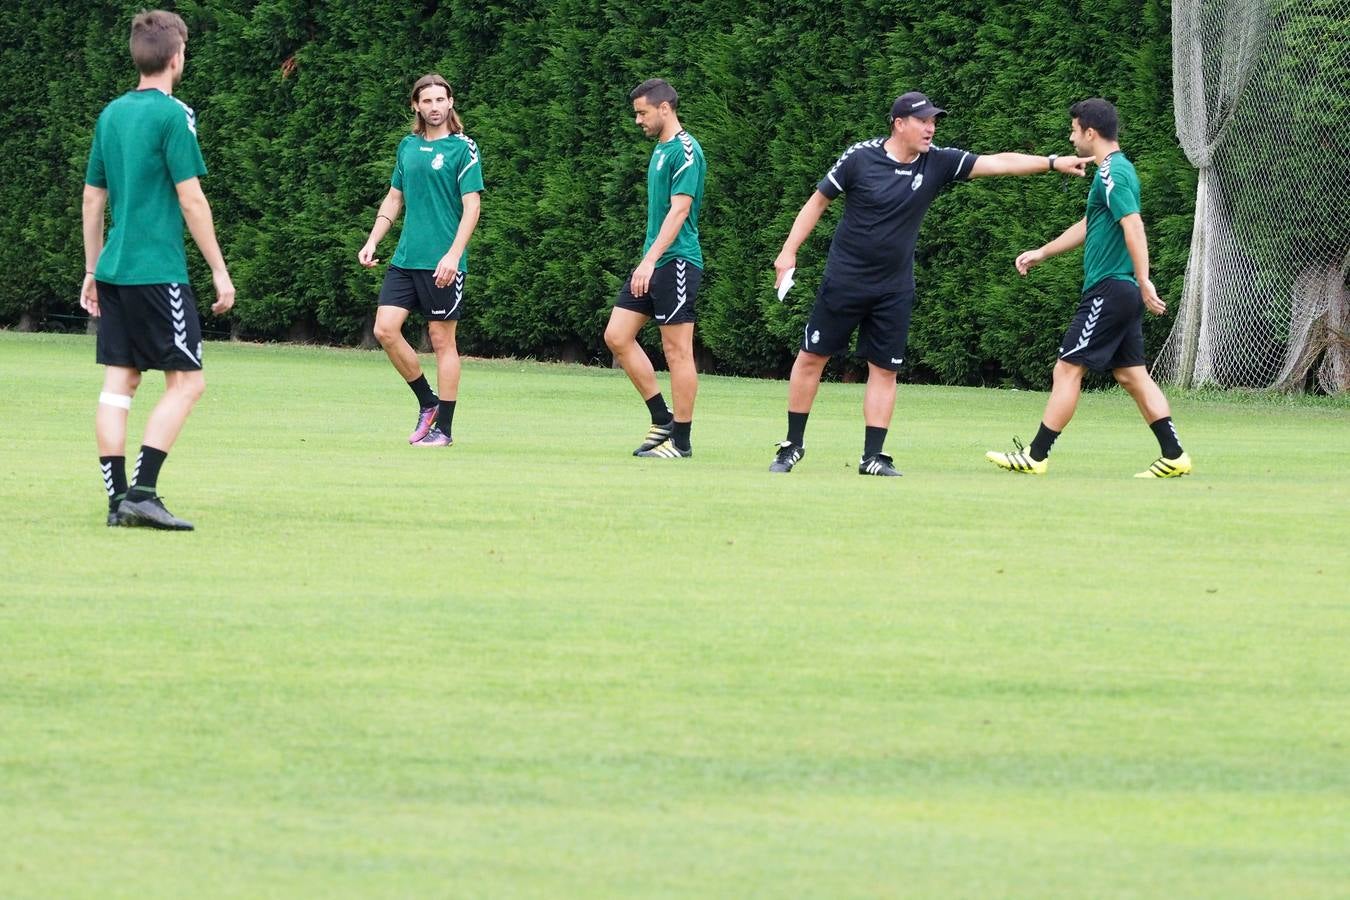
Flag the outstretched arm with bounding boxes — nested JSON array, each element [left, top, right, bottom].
[[1120, 212, 1165, 314], [1015, 217, 1087, 275], [970, 153, 1093, 179], [175, 177, 235, 315], [773, 190, 833, 288], [81, 185, 107, 315]]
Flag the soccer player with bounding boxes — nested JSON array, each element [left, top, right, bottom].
[[986, 98, 1192, 478], [81, 10, 235, 530], [603, 78, 707, 459], [770, 91, 1092, 476], [359, 74, 482, 447]]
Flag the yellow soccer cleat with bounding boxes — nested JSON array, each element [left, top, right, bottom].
[[985, 439, 1048, 475], [1135, 451, 1193, 478]]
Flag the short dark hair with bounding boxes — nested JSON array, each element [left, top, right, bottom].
[[130, 10, 187, 76], [1069, 98, 1119, 141], [630, 78, 678, 110]]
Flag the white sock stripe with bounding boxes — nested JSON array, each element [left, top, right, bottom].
[[99, 392, 133, 409]]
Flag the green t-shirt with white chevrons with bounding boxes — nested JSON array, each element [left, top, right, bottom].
[[390, 132, 484, 271], [84, 89, 208, 285], [644, 129, 705, 269], [1082, 150, 1142, 292]]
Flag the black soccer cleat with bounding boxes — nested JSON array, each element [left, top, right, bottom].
[[858, 453, 901, 477], [106, 493, 125, 527], [769, 441, 804, 473], [635, 438, 692, 458], [633, 419, 675, 456], [116, 495, 195, 531]]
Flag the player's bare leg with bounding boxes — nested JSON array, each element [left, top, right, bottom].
[[418, 320, 460, 446], [771, 350, 829, 472], [604, 306, 658, 399], [863, 363, 898, 428], [1115, 365, 1191, 477], [1113, 365, 1169, 423], [428, 320, 460, 403], [142, 369, 206, 452], [858, 362, 901, 476], [660, 323, 697, 421], [787, 350, 828, 414], [96, 366, 141, 457], [373, 305, 419, 380], [1043, 359, 1087, 431]]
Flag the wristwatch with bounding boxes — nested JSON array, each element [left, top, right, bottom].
[[1048, 154, 1058, 173]]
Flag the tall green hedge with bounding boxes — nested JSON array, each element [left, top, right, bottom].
[[0, 0, 1193, 387]]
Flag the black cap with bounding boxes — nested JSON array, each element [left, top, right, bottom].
[[889, 91, 946, 122]]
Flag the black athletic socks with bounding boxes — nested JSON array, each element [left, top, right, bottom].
[[1029, 423, 1061, 462], [438, 399, 457, 438], [100, 455, 127, 501], [672, 420, 692, 451], [408, 374, 438, 409], [786, 411, 809, 447], [645, 392, 672, 425], [864, 426, 887, 458], [128, 445, 167, 498], [1149, 416, 1183, 458]]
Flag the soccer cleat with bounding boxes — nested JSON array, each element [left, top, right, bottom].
[[635, 438, 691, 458], [986, 438, 1048, 475], [633, 419, 674, 456], [858, 453, 901, 476], [769, 441, 804, 473], [106, 493, 125, 526], [409, 406, 438, 444], [1135, 451, 1192, 478], [414, 426, 453, 447], [116, 495, 194, 531]]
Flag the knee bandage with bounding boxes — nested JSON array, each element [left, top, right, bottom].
[[99, 392, 133, 410]]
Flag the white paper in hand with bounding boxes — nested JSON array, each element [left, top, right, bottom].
[[776, 268, 796, 302]]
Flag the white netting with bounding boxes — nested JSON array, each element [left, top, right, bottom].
[[1159, 0, 1350, 392]]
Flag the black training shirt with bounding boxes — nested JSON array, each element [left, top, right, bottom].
[[817, 138, 977, 294]]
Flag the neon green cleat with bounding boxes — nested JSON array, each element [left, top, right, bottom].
[[1135, 452, 1192, 478], [985, 440, 1048, 475]]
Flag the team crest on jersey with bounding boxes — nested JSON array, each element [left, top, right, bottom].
[[912, 173, 924, 191], [432, 153, 445, 170], [655, 154, 665, 170]]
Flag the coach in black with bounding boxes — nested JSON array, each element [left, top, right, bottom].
[[770, 91, 1091, 476]]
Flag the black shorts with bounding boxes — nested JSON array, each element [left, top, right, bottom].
[[613, 258, 701, 325], [1059, 278, 1146, 371], [95, 281, 203, 371], [801, 277, 915, 371], [378, 265, 465, 321]]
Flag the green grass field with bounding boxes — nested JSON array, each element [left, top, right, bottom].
[[2, 331, 1348, 898]]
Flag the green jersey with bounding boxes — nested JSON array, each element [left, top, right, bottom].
[[390, 132, 483, 271], [84, 89, 208, 285], [1082, 150, 1142, 292], [644, 129, 705, 268]]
